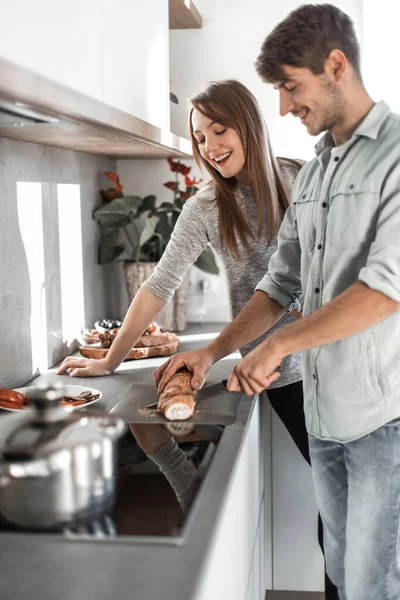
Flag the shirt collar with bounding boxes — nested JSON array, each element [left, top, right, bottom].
[[314, 100, 391, 156]]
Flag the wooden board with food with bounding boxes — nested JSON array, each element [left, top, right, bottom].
[[79, 321, 180, 360]]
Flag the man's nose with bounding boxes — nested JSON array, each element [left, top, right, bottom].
[[279, 89, 295, 117]]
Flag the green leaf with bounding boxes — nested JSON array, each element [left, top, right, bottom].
[[98, 229, 126, 264], [159, 202, 174, 209], [154, 210, 175, 242], [194, 246, 220, 275], [137, 194, 157, 216], [93, 196, 142, 226], [174, 196, 186, 210], [137, 215, 160, 251]]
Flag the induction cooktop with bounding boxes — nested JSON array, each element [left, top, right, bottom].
[[0, 423, 224, 542]]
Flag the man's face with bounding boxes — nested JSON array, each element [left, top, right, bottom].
[[275, 65, 345, 136]]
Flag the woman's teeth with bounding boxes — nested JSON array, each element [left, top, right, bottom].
[[214, 151, 232, 165]]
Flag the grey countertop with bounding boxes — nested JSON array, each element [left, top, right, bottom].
[[0, 325, 256, 600]]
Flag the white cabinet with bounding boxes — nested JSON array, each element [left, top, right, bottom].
[[0, 0, 170, 130], [102, 0, 170, 129], [0, 0, 103, 100], [245, 502, 264, 600], [263, 402, 324, 592], [193, 397, 263, 600]]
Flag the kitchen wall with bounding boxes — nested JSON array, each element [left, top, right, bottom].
[[117, 0, 363, 323], [0, 138, 119, 387]]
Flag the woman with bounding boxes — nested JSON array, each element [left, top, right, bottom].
[[57, 79, 301, 382], [57, 79, 337, 598]]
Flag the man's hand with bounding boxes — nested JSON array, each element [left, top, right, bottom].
[[226, 338, 283, 395], [56, 357, 112, 377], [154, 348, 214, 393]]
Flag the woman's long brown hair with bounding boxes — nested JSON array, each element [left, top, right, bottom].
[[189, 79, 290, 259]]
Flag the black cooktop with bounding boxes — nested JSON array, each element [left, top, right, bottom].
[[0, 423, 224, 540]]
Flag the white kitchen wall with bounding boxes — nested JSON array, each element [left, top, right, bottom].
[[362, 0, 400, 113], [118, 0, 363, 324], [0, 138, 119, 387]]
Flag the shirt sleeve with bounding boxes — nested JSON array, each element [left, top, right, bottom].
[[358, 164, 400, 302], [255, 201, 303, 311], [142, 197, 209, 302]]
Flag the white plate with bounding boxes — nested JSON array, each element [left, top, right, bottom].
[[0, 385, 103, 412]]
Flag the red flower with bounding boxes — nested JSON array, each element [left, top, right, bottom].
[[164, 181, 179, 192], [167, 158, 192, 176], [104, 172, 123, 192], [167, 158, 179, 172], [185, 175, 202, 187], [178, 163, 191, 176], [179, 191, 191, 201]]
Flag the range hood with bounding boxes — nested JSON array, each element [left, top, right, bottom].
[[0, 99, 60, 126], [0, 57, 192, 159]]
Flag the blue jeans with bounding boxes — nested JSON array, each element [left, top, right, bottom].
[[309, 418, 400, 600]]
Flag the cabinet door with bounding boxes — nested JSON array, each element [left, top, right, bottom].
[[271, 410, 324, 591], [245, 500, 264, 600], [0, 0, 103, 100], [102, 0, 170, 129], [194, 398, 263, 600]]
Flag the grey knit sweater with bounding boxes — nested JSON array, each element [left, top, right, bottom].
[[143, 158, 304, 389]]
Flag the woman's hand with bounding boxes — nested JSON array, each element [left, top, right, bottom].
[[154, 348, 214, 393], [56, 357, 112, 378]]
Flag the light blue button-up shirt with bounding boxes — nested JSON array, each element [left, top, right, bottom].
[[257, 101, 400, 442]]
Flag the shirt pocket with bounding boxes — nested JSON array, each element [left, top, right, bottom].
[[293, 193, 319, 251], [327, 180, 380, 248]]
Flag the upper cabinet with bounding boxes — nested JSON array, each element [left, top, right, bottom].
[[102, 0, 170, 130], [0, 0, 104, 101], [0, 0, 194, 157], [169, 0, 202, 29]]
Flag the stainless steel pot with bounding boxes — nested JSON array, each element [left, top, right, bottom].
[[0, 384, 125, 529]]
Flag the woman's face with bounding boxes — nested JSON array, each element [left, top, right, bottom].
[[191, 109, 249, 183]]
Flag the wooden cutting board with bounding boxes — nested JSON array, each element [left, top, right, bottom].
[[79, 340, 180, 360]]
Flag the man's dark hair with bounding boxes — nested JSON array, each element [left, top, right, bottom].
[[256, 4, 362, 83]]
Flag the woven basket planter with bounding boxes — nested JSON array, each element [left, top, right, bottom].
[[123, 262, 190, 332]]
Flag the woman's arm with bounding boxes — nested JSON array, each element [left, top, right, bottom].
[[56, 287, 166, 376], [57, 197, 211, 378]]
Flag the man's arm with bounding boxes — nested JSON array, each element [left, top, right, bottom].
[[156, 201, 303, 392], [228, 281, 399, 394], [155, 291, 285, 391], [208, 291, 286, 360]]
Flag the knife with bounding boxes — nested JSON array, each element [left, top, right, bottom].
[[146, 379, 228, 409]]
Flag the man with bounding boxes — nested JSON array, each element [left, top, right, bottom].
[[155, 5, 400, 599]]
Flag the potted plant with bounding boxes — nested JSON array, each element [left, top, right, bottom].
[[93, 161, 219, 331]]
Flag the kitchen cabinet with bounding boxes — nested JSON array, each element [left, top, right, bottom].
[[102, 0, 170, 130], [0, 0, 103, 101], [169, 0, 202, 29], [0, 0, 170, 130], [263, 403, 324, 592], [193, 397, 263, 600]]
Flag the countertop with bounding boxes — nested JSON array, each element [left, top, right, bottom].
[[0, 325, 256, 600]]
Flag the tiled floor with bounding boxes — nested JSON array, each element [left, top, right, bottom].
[[265, 592, 324, 600]]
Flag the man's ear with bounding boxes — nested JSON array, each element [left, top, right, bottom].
[[325, 49, 347, 81]]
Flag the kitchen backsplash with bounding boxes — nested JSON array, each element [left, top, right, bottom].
[[0, 138, 122, 387]]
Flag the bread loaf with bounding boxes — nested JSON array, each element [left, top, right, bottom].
[[157, 370, 196, 421], [163, 422, 196, 437]]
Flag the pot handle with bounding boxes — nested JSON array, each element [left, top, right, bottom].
[[100, 418, 126, 440]]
